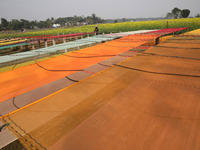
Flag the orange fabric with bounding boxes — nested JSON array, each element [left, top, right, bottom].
[[0, 34, 161, 102]]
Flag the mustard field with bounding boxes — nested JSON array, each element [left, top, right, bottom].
[[0, 17, 200, 39]]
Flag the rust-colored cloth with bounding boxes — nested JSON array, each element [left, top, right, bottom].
[[0, 34, 158, 102]]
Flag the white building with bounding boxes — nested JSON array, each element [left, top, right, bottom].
[[53, 24, 61, 28]]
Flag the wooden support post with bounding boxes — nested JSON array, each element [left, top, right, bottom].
[[63, 38, 66, 43], [38, 40, 41, 48], [53, 39, 56, 46], [155, 37, 160, 45], [25, 44, 28, 50], [166, 21, 168, 28], [45, 39, 48, 48], [32, 43, 35, 49]]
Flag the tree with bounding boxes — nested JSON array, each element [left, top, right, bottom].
[[20, 19, 31, 29], [92, 14, 96, 21], [37, 21, 47, 28], [1, 18, 9, 29], [91, 13, 98, 24], [30, 20, 37, 29], [90, 13, 104, 24], [46, 18, 52, 28], [181, 9, 190, 18], [172, 7, 181, 19], [9, 19, 22, 30], [0, 14, 104, 30], [86, 16, 93, 24], [51, 17, 55, 23], [54, 17, 67, 26], [166, 7, 190, 19], [166, 13, 173, 19]]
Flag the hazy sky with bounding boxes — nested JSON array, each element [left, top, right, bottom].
[[0, 0, 199, 21]]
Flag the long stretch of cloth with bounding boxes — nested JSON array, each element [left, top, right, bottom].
[[0, 28, 188, 103], [1, 28, 200, 150]]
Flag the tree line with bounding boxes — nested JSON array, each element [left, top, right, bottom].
[[1, 10, 200, 32], [0, 13, 104, 31]]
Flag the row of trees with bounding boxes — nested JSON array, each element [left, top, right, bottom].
[[166, 7, 190, 19], [196, 14, 200, 18], [0, 14, 104, 31], [1, 10, 199, 31]]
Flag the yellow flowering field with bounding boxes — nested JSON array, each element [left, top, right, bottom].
[[0, 18, 200, 39]]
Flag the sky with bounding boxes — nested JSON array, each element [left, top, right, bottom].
[[0, 0, 199, 21]]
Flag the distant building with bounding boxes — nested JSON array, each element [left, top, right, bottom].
[[53, 24, 61, 28], [77, 22, 88, 26]]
